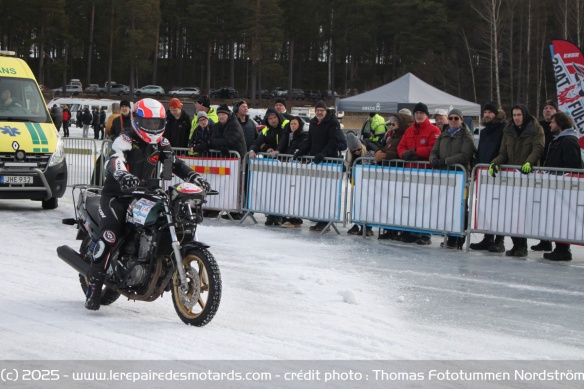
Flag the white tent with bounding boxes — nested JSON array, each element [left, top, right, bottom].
[[337, 73, 481, 116]]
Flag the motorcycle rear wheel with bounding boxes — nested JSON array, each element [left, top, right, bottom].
[[78, 237, 121, 306], [171, 248, 221, 326]]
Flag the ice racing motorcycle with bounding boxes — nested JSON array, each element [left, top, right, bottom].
[[57, 180, 221, 326]]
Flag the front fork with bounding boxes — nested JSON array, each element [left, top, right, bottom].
[[164, 202, 195, 294]]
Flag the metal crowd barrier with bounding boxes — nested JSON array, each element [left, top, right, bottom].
[[466, 163, 584, 250], [242, 153, 348, 233], [350, 159, 468, 241], [63, 137, 102, 186], [173, 148, 242, 213]]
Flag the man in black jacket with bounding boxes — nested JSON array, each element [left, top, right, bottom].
[[542, 112, 584, 261], [164, 98, 192, 148], [470, 102, 508, 253], [211, 104, 247, 160], [109, 100, 132, 140]]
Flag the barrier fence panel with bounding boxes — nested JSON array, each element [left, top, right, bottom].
[[469, 164, 584, 245], [63, 138, 100, 186], [243, 154, 347, 225], [351, 159, 467, 235], [174, 148, 242, 212]]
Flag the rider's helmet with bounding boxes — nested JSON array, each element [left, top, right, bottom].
[[132, 98, 166, 144]]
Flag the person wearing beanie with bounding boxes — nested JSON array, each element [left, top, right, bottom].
[[216, 104, 231, 115], [295, 99, 341, 232], [233, 100, 258, 151], [530, 99, 559, 252], [362, 111, 387, 144], [165, 97, 191, 148], [275, 98, 293, 120], [429, 108, 475, 249], [396, 102, 441, 245], [108, 99, 133, 140], [188, 110, 214, 157], [210, 100, 246, 161], [191, 95, 218, 137], [489, 103, 544, 257], [470, 102, 508, 253]]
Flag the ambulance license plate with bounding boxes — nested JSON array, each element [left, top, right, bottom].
[[0, 176, 33, 184]]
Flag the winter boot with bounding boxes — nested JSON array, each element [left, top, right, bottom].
[[488, 236, 506, 253], [362, 227, 373, 237], [505, 246, 528, 257], [531, 240, 552, 252], [347, 224, 360, 235], [543, 250, 572, 262], [85, 266, 106, 311], [378, 229, 393, 240], [470, 236, 494, 251]]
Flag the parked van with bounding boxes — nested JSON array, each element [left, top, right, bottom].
[[0, 51, 67, 209], [46, 97, 120, 126]]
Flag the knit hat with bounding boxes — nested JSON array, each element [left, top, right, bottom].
[[169, 98, 182, 109], [434, 109, 448, 117], [216, 104, 231, 115], [315, 100, 327, 110], [448, 108, 464, 120], [483, 101, 499, 114], [275, 98, 287, 107], [413, 102, 429, 116], [120, 100, 131, 108], [347, 132, 361, 151], [197, 95, 211, 108], [544, 99, 558, 111], [197, 111, 208, 119]]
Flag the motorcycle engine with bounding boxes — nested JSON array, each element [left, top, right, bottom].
[[125, 260, 149, 287], [119, 230, 156, 287]]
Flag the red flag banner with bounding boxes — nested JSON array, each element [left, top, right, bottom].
[[551, 39, 584, 148]]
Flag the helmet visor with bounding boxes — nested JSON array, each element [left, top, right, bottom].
[[135, 116, 165, 134]]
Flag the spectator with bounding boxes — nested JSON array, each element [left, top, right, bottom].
[[233, 100, 258, 151], [165, 98, 191, 148], [397, 102, 441, 245], [489, 104, 545, 257], [109, 100, 132, 141], [91, 107, 100, 139], [295, 100, 340, 232], [429, 108, 476, 249], [274, 98, 293, 120], [190, 95, 218, 136], [346, 132, 376, 236], [81, 107, 92, 138], [277, 116, 308, 228], [434, 109, 448, 132], [62, 105, 71, 137], [542, 112, 584, 261], [375, 112, 414, 241], [99, 107, 106, 139], [531, 99, 558, 253], [76, 108, 83, 128], [249, 108, 287, 226], [50, 104, 63, 133], [470, 102, 508, 252], [105, 102, 121, 138], [188, 111, 214, 156], [360, 112, 386, 143], [210, 104, 247, 160]]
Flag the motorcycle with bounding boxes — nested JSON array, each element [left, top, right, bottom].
[[56, 174, 221, 327]]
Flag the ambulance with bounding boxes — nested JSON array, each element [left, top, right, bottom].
[[0, 51, 67, 209]]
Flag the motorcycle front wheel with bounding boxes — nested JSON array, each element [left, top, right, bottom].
[[171, 248, 221, 326]]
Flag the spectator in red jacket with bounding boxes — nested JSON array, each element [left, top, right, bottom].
[[396, 102, 441, 245]]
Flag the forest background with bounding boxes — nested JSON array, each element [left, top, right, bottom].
[[1, 0, 583, 115]]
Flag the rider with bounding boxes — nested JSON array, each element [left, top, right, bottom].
[[85, 98, 210, 310]]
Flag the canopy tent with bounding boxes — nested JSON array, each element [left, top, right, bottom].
[[337, 73, 481, 116]]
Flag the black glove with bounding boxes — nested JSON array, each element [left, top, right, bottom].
[[220, 146, 230, 157], [431, 158, 446, 168], [293, 150, 302, 161], [313, 153, 325, 164], [187, 173, 210, 192], [402, 149, 415, 161], [114, 171, 140, 190]]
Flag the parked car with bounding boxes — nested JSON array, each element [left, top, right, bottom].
[[168, 87, 200, 98], [247, 89, 274, 99], [134, 85, 165, 96], [304, 89, 321, 100], [97, 83, 129, 96], [288, 88, 305, 100], [271, 87, 287, 97], [210, 86, 238, 99], [85, 84, 100, 93], [322, 90, 340, 98], [52, 85, 82, 95]]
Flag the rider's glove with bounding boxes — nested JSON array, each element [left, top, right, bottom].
[[313, 153, 325, 164], [521, 162, 532, 174], [114, 171, 140, 190], [187, 173, 211, 192]]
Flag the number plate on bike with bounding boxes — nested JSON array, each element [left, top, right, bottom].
[[0, 176, 33, 184]]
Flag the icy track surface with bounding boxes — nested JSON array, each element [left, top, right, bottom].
[[1, 191, 583, 360]]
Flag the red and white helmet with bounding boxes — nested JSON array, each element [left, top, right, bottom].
[[132, 98, 166, 144]]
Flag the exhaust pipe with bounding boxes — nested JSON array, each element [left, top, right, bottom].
[[57, 245, 89, 276]]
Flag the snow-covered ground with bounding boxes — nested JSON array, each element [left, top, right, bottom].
[[2, 188, 584, 363]]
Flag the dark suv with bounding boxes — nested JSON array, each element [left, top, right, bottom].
[[305, 89, 321, 100], [211, 87, 238, 99], [97, 84, 129, 96], [285, 88, 304, 100]]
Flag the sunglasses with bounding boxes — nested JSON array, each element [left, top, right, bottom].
[[448, 116, 460, 121], [389, 122, 398, 126]]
